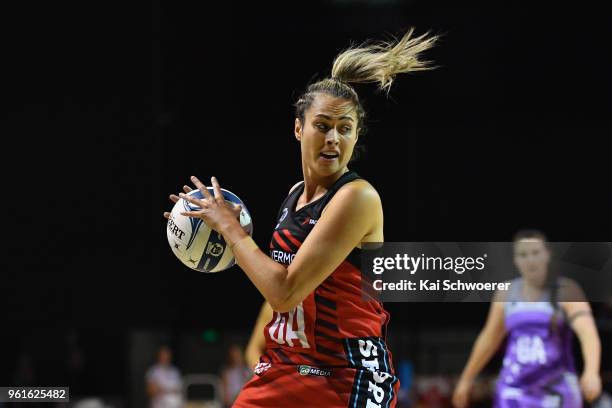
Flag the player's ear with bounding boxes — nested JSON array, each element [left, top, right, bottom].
[[294, 118, 303, 141]]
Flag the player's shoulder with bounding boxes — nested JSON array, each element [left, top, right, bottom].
[[336, 178, 381, 204], [326, 178, 381, 218], [288, 181, 304, 195], [558, 276, 579, 287], [557, 276, 586, 301], [492, 286, 510, 303]]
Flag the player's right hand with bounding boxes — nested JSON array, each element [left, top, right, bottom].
[[177, 176, 242, 234], [580, 370, 602, 402], [452, 379, 472, 408]]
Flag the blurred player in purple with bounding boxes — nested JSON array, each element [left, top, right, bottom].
[[453, 230, 602, 408]]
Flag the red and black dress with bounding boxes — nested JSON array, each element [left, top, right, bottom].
[[234, 171, 400, 408]]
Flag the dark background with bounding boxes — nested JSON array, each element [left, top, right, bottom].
[[3, 0, 611, 404]]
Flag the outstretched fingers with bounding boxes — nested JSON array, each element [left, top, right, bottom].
[[190, 176, 213, 200], [179, 192, 206, 209], [210, 176, 224, 201], [164, 184, 196, 220]]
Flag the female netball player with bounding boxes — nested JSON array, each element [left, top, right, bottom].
[[452, 230, 602, 408], [164, 29, 438, 407]]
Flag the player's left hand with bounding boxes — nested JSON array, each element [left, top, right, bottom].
[[171, 176, 242, 234], [451, 379, 472, 408], [580, 370, 602, 402]]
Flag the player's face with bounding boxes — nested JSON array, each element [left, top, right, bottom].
[[229, 346, 243, 365], [295, 93, 358, 177], [513, 238, 551, 286], [158, 347, 172, 365]]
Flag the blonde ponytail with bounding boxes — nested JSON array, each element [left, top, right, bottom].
[[331, 28, 438, 92]]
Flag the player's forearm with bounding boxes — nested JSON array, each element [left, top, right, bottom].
[[223, 223, 292, 310], [576, 323, 601, 374], [460, 331, 503, 383], [236, 248, 291, 311]]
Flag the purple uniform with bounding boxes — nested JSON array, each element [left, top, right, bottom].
[[495, 278, 582, 408]]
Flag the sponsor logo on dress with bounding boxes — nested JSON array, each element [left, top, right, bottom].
[[280, 208, 289, 222], [254, 362, 271, 376], [356, 339, 393, 407], [297, 365, 332, 377], [275, 208, 289, 230], [301, 217, 318, 226]]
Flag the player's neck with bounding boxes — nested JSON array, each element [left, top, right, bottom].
[[301, 167, 349, 201], [522, 280, 546, 301]]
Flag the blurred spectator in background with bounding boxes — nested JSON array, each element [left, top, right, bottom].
[[11, 352, 49, 408], [63, 329, 85, 396], [72, 397, 112, 408], [396, 360, 415, 407], [219, 344, 251, 408], [14, 352, 36, 385], [146, 345, 184, 408], [414, 376, 452, 408]]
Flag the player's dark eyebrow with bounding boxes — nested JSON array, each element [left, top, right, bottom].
[[315, 114, 354, 122]]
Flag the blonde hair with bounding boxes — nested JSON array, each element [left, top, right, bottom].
[[331, 28, 438, 92], [294, 28, 438, 160]]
